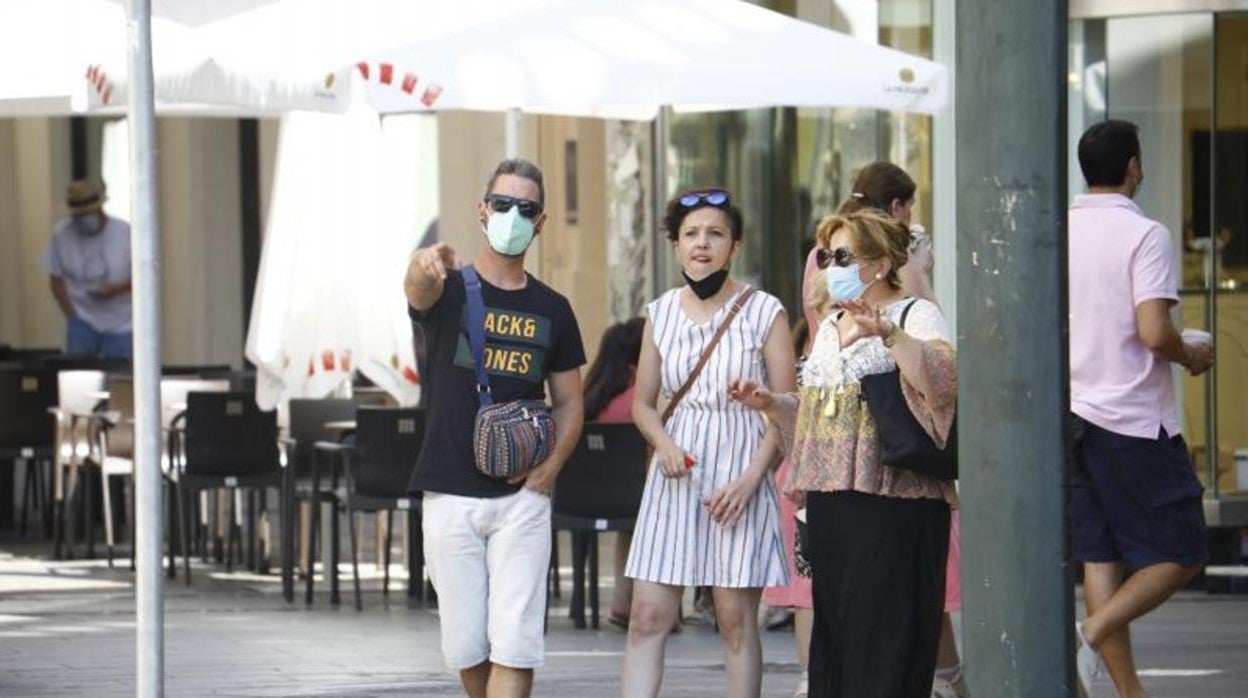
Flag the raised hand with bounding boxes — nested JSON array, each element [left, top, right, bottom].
[[839, 298, 890, 347], [728, 379, 775, 414], [416, 241, 459, 282]]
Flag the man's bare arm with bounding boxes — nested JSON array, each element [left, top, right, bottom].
[[49, 276, 76, 319], [404, 242, 458, 312]]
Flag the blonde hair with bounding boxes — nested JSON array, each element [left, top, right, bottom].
[[809, 211, 911, 315]]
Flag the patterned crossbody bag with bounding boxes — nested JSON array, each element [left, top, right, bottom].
[[463, 265, 556, 479]]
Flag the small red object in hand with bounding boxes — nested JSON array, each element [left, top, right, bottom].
[[684, 455, 696, 470]]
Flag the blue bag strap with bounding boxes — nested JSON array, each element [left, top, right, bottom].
[[461, 265, 494, 407]]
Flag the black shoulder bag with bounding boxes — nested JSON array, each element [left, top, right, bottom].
[[859, 300, 958, 480]]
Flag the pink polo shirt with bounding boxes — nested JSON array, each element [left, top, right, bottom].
[[1068, 193, 1181, 439]]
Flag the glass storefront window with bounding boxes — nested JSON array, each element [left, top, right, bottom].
[[1070, 9, 1248, 496], [661, 0, 936, 313]]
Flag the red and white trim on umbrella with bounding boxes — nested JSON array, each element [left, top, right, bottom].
[[85, 64, 113, 104], [355, 62, 443, 108]]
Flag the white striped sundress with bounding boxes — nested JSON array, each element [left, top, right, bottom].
[[625, 286, 790, 588]]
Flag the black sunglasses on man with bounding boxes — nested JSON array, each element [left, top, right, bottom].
[[486, 194, 543, 219]]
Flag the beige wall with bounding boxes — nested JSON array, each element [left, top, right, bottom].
[[0, 116, 244, 366], [536, 117, 609, 364], [436, 111, 511, 258], [156, 118, 244, 366], [0, 118, 71, 349]]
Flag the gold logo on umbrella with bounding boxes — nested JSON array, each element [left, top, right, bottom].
[[324, 72, 336, 89], [899, 68, 915, 84]]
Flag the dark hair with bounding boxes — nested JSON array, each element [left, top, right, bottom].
[[583, 318, 646, 420], [663, 189, 744, 242], [836, 161, 916, 216], [1077, 120, 1140, 187], [484, 158, 545, 207]]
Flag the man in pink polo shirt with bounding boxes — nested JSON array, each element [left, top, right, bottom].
[[1068, 119, 1214, 698]]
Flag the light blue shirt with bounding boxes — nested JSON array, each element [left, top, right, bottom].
[[43, 215, 132, 334]]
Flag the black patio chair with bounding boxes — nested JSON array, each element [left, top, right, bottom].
[[550, 423, 647, 629], [313, 406, 424, 610], [3, 347, 60, 365], [175, 391, 283, 587], [0, 365, 58, 536], [40, 356, 132, 373], [282, 398, 357, 604]]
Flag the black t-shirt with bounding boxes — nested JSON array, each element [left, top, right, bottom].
[[408, 267, 586, 498]]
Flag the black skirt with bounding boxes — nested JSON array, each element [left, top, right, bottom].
[[805, 490, 950, 698]]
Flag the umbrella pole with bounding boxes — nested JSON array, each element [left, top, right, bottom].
[[505, 109, 521, 158], [126, 0, 165, 695]]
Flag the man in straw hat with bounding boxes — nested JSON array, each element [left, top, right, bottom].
[[43, 179, 133, 358]]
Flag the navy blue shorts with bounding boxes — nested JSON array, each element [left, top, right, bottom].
[[1069, 416, 1207, 569]]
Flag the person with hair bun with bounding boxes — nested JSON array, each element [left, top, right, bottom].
[[731, 209, 957, 697]]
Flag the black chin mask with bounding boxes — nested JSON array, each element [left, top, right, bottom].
[[683, 269, 729, 300]]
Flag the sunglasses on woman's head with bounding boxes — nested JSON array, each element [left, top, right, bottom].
[[486, 194, 543, 219], [678, 189, 730, 208], [815, 246, 857, 269]]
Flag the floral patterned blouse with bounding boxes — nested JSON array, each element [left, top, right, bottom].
[[773, 297, 958, 504]]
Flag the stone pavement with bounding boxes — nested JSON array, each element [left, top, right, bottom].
[[0, 541, 1246, 697]]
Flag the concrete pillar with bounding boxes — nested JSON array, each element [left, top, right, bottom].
[[956, 1, 1074, 695]]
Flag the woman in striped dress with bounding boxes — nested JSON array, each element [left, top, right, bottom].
[[622, 189, 795, 698]]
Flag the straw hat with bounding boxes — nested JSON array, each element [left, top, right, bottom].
[[66, 179, 106, 215]]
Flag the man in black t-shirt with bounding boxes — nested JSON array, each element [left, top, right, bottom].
[[404, 158, 585, 698]]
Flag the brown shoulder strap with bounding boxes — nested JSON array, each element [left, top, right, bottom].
[[660, 286, 759, 424]]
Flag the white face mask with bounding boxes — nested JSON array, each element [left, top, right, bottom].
[[483, 207, 536, 257]]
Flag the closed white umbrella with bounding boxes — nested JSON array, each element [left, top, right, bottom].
[[245, 108, 423, 409]]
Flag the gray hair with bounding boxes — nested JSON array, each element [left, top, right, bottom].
[[483, 158, 545, 207]]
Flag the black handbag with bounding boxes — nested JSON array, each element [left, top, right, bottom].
[[859, 300, 958, 480]]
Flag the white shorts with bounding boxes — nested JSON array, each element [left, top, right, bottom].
[[423, 487, 552, 670]]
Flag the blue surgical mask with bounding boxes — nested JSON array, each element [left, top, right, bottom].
[[75, 214, 102, 234], [825, 264, 872, 303], [484, 207, 536, 257]]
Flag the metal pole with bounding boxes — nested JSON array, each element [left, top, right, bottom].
[[1205, 17, 1219, 499], [504, 109, 521, 158], [126, 0, 164, 695], [956, 1, 1073, 696]]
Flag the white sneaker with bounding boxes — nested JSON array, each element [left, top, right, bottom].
[[793, 672, 809, 697], [1075, 621, 1104, 694]]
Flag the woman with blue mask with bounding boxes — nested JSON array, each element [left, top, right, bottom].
[[729, 210, 957, 697], [827, 163, 966, 697], [623, 188, 795, 698]]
